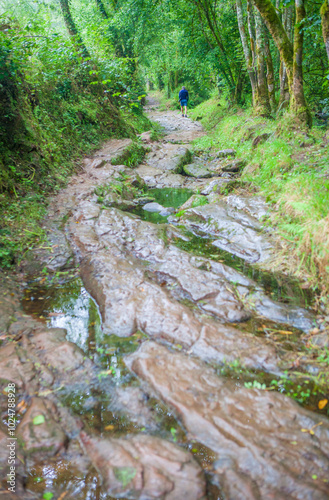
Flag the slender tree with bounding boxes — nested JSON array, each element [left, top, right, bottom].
[[236, 0, 257, 105], [95, 0, 109, 19], [188, 0, 237, 96], [278, 4, 293, 109], [59, 0, 90, 58], [321, 0, 329, 60], [264, 28, 276, 110], [252, 0, 311, 126], [293, 0, 311, 126], [254, 6, 271, 115]]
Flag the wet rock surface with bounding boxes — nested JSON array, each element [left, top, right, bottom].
[[127, 341, 329, 500], [0, 96, 327, 499], [180, 202, 273, 263], [80, 431, 206, 499], [183, 162, 213, 178], [0, 272, 21, 334]]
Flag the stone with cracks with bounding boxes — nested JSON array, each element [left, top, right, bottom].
[[17, 397, 66, 457], [69, 214, 286, 374], [182, 163, 212, 178], [216, 148, 236, 158], [79, 431, 206, 499], [144, 144, 192, 173], [224, 194, 269, 220], [181, 202, 272, 262], [126, 341, 329, 500]]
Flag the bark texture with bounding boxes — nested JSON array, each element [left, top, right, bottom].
[[253, 0, 293, 90], [321, 0, 329, 60], [236, 0, 257, 105], [254, 6, 271, 116], [254, 0, 311, 127], [292, 0, 312, 127], [279, 5, 293, 108], [264, 29, 276, 110]]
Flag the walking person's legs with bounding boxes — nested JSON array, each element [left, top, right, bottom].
[[184, 105, 187, 117]]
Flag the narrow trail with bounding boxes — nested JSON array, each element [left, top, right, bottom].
[[1, 98, 329, 499]]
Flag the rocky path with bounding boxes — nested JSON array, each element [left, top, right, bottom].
[[1, 97, 329, 499]]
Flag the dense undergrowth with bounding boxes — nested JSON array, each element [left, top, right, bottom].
[[0, 21, 152, 268], [189, 94, 329, 301]]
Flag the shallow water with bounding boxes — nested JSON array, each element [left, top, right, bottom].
[[173, 229, 315, 309], [22, 275, 327, 419], [131, 187, 193, 223], [20, 188, 327, 499]]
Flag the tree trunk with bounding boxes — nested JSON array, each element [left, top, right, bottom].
[[59, 0, 90, 58], [190, 0, 236, 94], [292, 0, 312, 126], [234, 70, 245, 104], [254, 6, 271, 116], [264, 28, 276, 110], [95, 0, 109, 19], [279, 5, 293, 109], [247, 1, 258, 96], [175, 70, 179, 89], [236, 0, 257, 105], [321, 0, 329, 60], [252, 0, 293, 90], [253, 0, 311, 126]]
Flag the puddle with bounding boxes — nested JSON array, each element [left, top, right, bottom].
[[172, 230, 315, 309], [26, 460, 119, 500], [131, 187, 193, 224], [23, 278, 102, 352]]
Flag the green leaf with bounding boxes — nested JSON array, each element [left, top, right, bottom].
[[170, 427, 177, 442], [113, 467, 136, 487], [43, 493, 54, 500], [33, 415, 45, 425]]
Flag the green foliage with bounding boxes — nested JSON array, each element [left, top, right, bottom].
[[111, 142, 148, 168], [191, 195, 209, 208]]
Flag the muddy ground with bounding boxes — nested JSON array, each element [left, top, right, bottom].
[[1, 97, 329, 500]]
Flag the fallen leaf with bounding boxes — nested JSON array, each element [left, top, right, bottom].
[[43, 493, 54, 500], [104, 424, 115, 431], [17, 400, 28, 413], [276, 330, 293, 335], [318, 399, 328, 410], [301, 421, 323, 434], [58, 492, 67, 500], [33, 415, 45, 425]]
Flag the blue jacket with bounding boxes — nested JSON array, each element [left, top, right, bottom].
[[179, 89, 189, 101]]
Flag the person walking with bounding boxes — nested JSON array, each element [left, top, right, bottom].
[[179, 86, 189, 117]]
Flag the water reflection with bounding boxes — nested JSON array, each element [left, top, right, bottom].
[[131, 187, 193, 224], [23, 278, 102, 352]]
